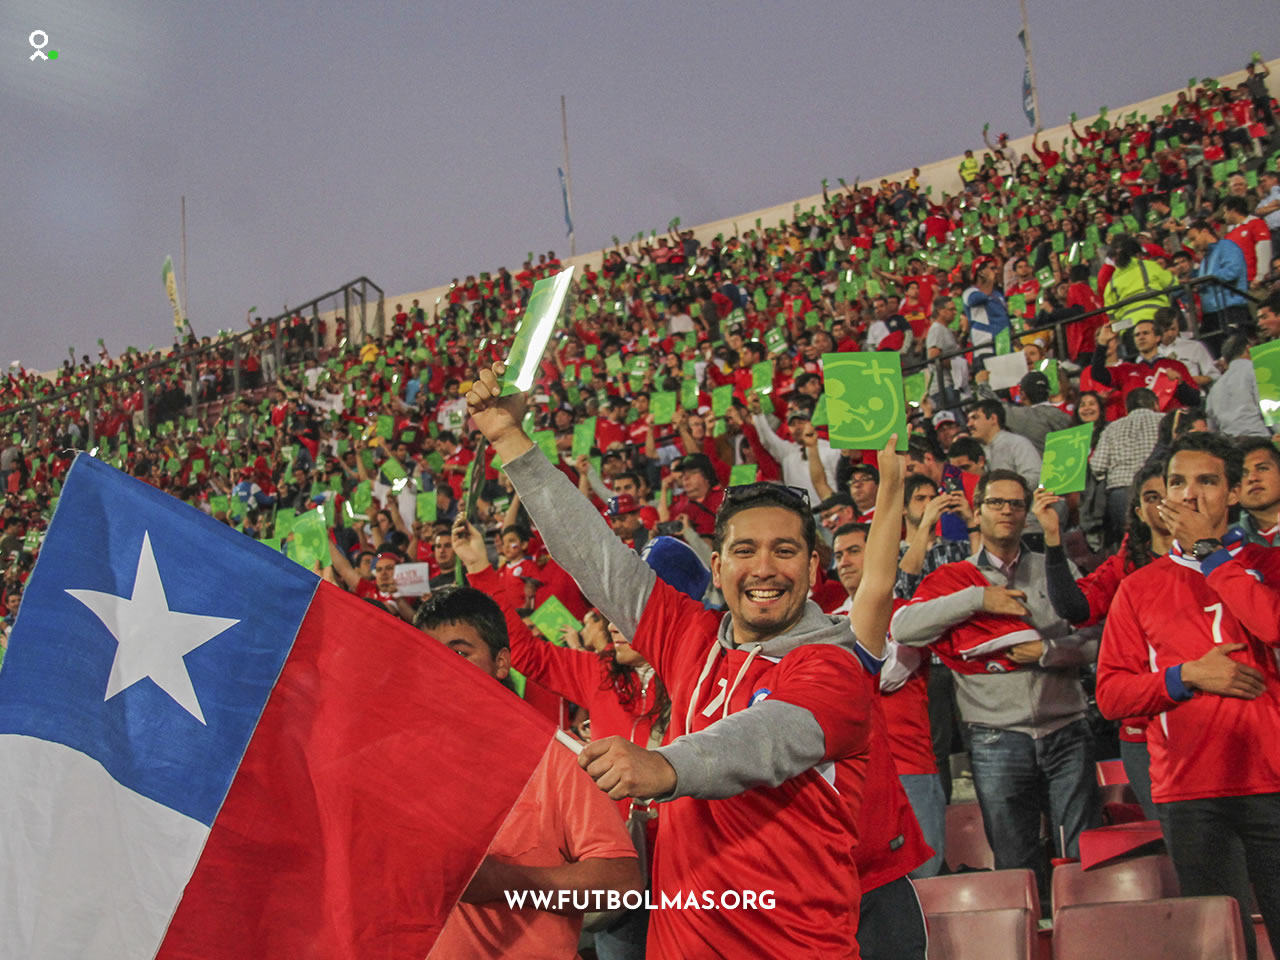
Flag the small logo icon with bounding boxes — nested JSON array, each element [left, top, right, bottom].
[[29, 30, 57, 61]]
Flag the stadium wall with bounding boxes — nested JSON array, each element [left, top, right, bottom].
[[339, 58, 1278, 338]]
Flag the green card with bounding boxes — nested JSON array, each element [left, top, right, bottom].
[[351, 480, 372, 514], [995, 329, 1013, 355], [1251, 339, 1280, 428], [811, 393, 829, 427], [1008, 295, 1027, 317], [503, 267, 576, 395], [605, 353, 622, 375], [681, 380, 698, 410], [289, 508, 330, 570], [381, 457, 407, 483], [209, 495, 228, 515], [711, 385, 734, 418], [572, 418, 597, 457], [528, 595, 584, 645], [532, 429, 558, 462], [1040, 424, 1095, 494], [765, 327, 787, 355], [903, 372, 927, 408], [416, 491, 438, 523], [651, 391, 677, 425], [821, 352, 908, 452], [729, 464, 759, 485], [752, 361, 774, 393], [1039, 358, 1060, 396]]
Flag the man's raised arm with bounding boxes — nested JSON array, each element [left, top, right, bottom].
[[464, 361, 656, 637]]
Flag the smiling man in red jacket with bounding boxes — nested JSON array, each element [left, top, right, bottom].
[[466, 360, 887, 958], [1097, 432, 1280, 960]]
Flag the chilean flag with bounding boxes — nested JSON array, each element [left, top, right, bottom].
[[0, 454, 557, 958]]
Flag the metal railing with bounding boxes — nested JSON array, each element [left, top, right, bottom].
[[0, 277, 383, 447], [904, 273, 1262, 395]]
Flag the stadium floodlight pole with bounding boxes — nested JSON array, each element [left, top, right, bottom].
[[1019, 0, 1042, 129], [561, 94, 576, 256]]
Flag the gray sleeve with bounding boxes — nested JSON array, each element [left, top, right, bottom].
[[1039, 624, 1102, 668], [502, 445, 656, 637], [1017, 438, 1043, 490], [889, 585, 986, 647], [654, 700, 827, 800]]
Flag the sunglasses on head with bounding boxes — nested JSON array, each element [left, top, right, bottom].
[[723, 482, 811, 510]]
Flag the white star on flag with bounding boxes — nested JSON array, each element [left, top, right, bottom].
[[66, 531, 240, 724]]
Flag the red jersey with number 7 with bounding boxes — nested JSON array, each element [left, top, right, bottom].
[[1097, 544, 1280, 804]]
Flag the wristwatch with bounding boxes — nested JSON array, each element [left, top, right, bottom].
[[1192, 538, 1223, 561]]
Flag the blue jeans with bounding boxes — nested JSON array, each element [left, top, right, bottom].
[[1119, 738, 1158, 820], [969, 718, 1101, 898], [900, 773, 946, 879]]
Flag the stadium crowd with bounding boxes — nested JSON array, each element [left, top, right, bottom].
[[4, 59, 1280, 959]]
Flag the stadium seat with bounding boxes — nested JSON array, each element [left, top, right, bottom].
[[1051, 854, 1180, 920], [915, 869, 1040, 957], [1096, 760, 1128, 785], [924, 906, 1032, 960], [1098, 783, 1138, 806], [1052, 897, 1246, 960], [944, 802, 994, 872]]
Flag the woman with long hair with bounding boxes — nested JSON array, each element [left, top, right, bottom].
[[1034, 462, 1174, 817]]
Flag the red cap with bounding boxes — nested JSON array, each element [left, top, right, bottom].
[[605, 494, 641, 517]]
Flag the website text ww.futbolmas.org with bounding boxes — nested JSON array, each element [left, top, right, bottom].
[[503, 889, 777, 911]]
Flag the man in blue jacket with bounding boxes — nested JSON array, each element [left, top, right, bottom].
[[1188, 219, 1249, 357]]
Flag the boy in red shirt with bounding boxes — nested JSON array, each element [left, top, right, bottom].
[[1097, 433, 1280, 960]]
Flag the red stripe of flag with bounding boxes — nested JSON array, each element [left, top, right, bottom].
[[157, 580, 556, 958]]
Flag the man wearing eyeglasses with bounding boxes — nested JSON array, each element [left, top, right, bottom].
[[890, 469, 1102, 903], [465, 361, 902, 959]]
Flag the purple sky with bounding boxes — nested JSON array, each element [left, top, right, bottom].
[[2, 0, 1271, 369]]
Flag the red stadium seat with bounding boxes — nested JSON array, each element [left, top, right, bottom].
[[1052, 897, 1246, 960], [1095, 760, 1128, 785], [1051, 854, 1180, 920], [914, 869, 1040, 957], [944, 802, 994, 872], [924, 906, 1032, 960]]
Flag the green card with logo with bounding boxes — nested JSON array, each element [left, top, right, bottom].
[[1252, 339, 1280, 428], [1039, 424, 1094, 494], [821, 352, 907, 451]]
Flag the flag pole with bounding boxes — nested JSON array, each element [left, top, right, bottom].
[[180, 196, 188, 325], [561, 95, 575, 257], [1019, 0, 1041, 129]]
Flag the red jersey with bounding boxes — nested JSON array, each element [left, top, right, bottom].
[[1072, 545, 1151, 743], [895, 561, 1037, 675], [843, 694, 933, 891], [634, 582, 871, 957], [1099, 357, 1196, 411], [595, 418, 627, 452], [1227, 217, 1271, 284], [1097, 544, 1280, 804], [881, 668, 937, 776]]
